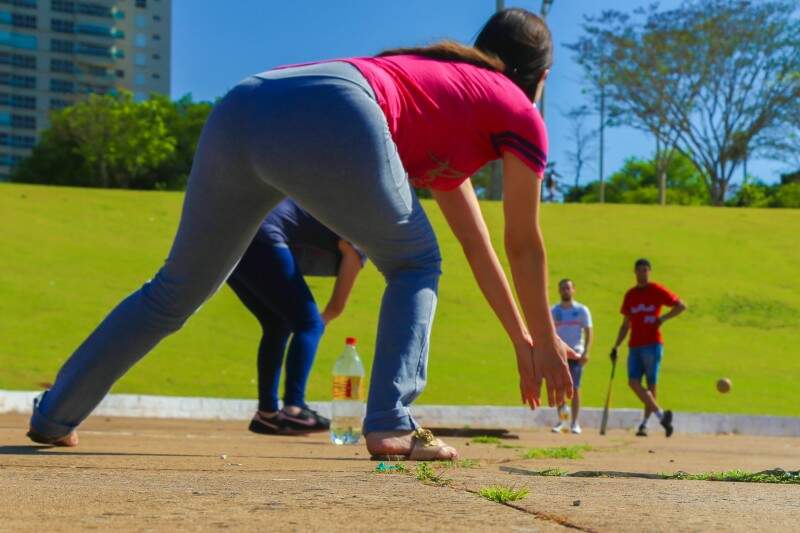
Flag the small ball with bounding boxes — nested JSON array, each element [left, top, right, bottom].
[[716, 378, 732, 393]]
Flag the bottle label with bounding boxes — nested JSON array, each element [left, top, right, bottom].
[[333, 375, 364, 401]]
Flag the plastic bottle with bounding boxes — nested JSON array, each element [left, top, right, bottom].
[[330, 337, 365, 445]]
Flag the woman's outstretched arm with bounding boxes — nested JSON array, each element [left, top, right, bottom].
[[502, 152, 576, 407], [431, 180, 538, 408]]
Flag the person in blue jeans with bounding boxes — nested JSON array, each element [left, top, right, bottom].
[[28, 9, 575, 460], [228, 199, 366, 435]]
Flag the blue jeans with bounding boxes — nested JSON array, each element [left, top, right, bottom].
[[627, 343, 664, 387], [31, 61, 440, 438], [227, 242, 324, 413]]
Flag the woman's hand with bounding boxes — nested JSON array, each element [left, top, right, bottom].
[[514, 336, 538, 409], [533, 336, 576, 407]]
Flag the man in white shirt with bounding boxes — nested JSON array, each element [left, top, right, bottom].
[[551, 279, 593, 434]]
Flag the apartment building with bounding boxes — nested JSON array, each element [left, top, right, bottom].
[[0, 0, 171, 178]]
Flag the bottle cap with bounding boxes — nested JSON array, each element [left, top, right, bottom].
[[345, 337, 357, 346]]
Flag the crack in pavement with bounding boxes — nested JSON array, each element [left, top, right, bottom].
[[460, 486, 595, 532]]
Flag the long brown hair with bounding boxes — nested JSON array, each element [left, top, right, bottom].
[[378, 8, 552, 100], [378, 40, 505, 72]]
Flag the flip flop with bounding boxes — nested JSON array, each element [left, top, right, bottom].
[[370, 428, 459, 461]]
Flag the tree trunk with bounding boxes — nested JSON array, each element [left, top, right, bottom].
[[659, 170, 667, 205]]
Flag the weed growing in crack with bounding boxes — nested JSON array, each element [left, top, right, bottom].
[[471, 435, 502, 444], [523, 445, 592, 460], [663, 469, 800, 484], [479, 485, 529, 503], [441, 458, 480, 469], [415, 462, 450, 486]]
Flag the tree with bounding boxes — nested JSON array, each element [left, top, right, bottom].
[[573, 151, 709, 205], [562, 105, 597, 195], [59, 92, 176, 188], [569, 1, 800, 205], [12, 92, 214, 190]]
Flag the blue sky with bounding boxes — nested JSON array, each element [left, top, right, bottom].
[[172, 0, 785, 185]]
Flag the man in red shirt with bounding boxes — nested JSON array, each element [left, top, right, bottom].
[[611, 259, 686, 437]]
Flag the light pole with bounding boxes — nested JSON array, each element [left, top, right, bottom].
[[488, 0, 506, 200], [538, 0, 554, 120]]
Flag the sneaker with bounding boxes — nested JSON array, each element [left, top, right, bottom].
[[552, 422, 566, 433], [660, 410, 674, 437], [278, 407, 330, 433], [248, 411, 289, 435], [570, 423, 582, 434], [636, 424, 648, 437]]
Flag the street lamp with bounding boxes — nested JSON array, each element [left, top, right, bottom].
[[538, 0, 554, 120]]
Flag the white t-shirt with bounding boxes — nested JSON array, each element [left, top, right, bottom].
[[551, 301, 593, 354]]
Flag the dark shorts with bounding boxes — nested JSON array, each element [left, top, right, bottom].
[[627, 343, 664, 386], [568, 359, 583, 389]]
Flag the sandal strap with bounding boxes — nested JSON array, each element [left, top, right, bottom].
[[412, 427, 441, 448]]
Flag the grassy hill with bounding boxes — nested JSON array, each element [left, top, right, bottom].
[[2, 183, 799, 416]]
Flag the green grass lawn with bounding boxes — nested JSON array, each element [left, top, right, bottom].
[[2, 183, 799, 415]]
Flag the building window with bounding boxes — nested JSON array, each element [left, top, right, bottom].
[[115, 68, 124, 78], [135, 0, 146, 8], [0, 12, 38, 29], [50, 58, 74, 73], [151, 53, 159, 60], [0, 72, 36, 89], [134, 72, 144, 85], [151, 73, 159, 79], [86, 64, 107, 78], [50, 78, 74, 93], [152, 33, 160, 41], [51, 39, 74, 54], [134, 52, 145, 66], [51, 19, 74, 33], [153, 15, 160, 21], [78, 82, 111, 94], [1, 1, 37, 9], [0, 153, 23, 167], [0, 93, 37, 109], [76, 42, 110, 57], [11, 113, 35, 129], [0, 52, 36, 69], [0, 31, 38, 49], [134, 33, 146, 47], [77, 2, 112, 18], [50, 98, 71, 109], [76, 23, 114, 38], [0, 133, 36, 149], [135, 14, 146, 28], [51, 0, 75, 13]]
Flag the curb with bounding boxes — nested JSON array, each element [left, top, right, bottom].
[[2, 389, 798, 437]]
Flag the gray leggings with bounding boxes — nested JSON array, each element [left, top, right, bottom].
[[31, 62, 441, 437]]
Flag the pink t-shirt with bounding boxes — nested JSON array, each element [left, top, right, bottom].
[[344, 55, 548, 191]]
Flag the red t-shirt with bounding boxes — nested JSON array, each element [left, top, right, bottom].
[[620, 283, 680, 348], [345, 55, 548, 191]]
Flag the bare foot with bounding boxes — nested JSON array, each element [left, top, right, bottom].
[[55, 431, 79, 447], [27, 429, 79, 447], [366, 429, 459, 460]]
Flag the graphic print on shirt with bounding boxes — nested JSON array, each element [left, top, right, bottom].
[[629, 303, 658, 324], [420, 152, 468, 184], [552, 302, 592, 355]]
